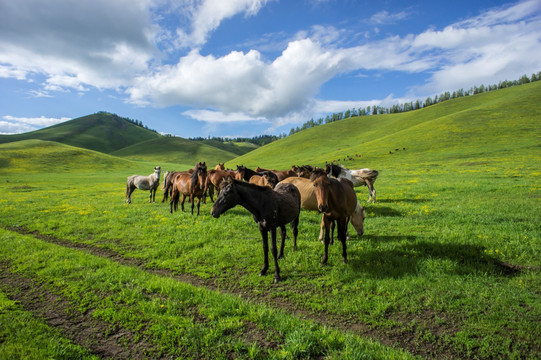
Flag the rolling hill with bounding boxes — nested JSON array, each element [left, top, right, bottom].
[[0, 112, 256, 166], [228, 81, 541, 170], [0, 112, 161, 154], [110, 136, 241, 167]]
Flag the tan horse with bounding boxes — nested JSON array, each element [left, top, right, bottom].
[[249, 174, 278, 188], [280, 177, 364, 241], [215, 163, 225, 170], [207, 169, 238, 201], [126, 166, 161, 204], [311, 168, 360, 265]]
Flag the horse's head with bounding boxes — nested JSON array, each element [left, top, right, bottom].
[[210, 176, 237, 218], [311, 168, 330, 213], [192, 163, 208, 190], [350, 203, 366, 236], [154, 166, 161, 178]]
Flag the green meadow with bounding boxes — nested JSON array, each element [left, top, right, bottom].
[[0, 82, 540, 359]]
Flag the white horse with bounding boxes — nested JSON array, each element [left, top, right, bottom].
[[325, 164, 379, 202], [126, 166, 161, 204]]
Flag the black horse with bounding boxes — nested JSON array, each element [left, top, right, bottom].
[[210, 177, 300, 283]]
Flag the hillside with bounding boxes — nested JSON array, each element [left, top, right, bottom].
[[0, 140, 136, 173], [0, 112, 161, 154], [110, 136, 240, 167], [228, 81, 541, 170]]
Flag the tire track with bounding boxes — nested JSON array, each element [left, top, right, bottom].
[[0, 260, 170, 360], [5, 225, 464, 359]]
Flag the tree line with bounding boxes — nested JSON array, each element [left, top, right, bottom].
[[288, 71, 541, 136], [189, 134, 287, 147]]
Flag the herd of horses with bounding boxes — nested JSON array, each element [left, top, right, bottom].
[[126, 162, 379, 283]]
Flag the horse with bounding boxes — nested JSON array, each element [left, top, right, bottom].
[[311, 168, 359, 265], [249, 173, 278, 188], [210, 177, 300, 283], [280, 177, 365, 242], [255, 166, 297, 181], [236, 165, 280, 185], [215, 163, 225, 170], [162, 170, 183, 203], [292, 165, 314, 178], [325, 164, 379, 203], [126, 166, 161, 204], [206, 169, 238, 201], [170, 162, 207, 215]]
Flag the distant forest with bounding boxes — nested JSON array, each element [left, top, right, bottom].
[[189, 134, 285, 147], [288, 71, 541, 136]]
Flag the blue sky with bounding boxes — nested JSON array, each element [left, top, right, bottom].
[[1, 0, 540, 138]]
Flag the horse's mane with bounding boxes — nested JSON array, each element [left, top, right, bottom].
[[326, 164, 343, 178], [310, 167, 328, 181], [232, 178, 273, 192]]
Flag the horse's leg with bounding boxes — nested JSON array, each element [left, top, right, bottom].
[[259, 228, 269, 276], [291, 216, 299, 251], [319, 217, 325, 243], [149, 189, 153, 203], [181, 194, 186, 212], [270, 227, 281, 282], [278, 225, 286, 259], [337, 218, 348, 264], [321, 215, 331, 265], [126, 184, 135, 204], [190, 194, 195, 215], [330, 220, 335, 245], [196, 197, 201, 216]]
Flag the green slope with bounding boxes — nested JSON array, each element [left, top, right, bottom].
[[0, 140, 135, 174], [228, 81, 541, 169], [109, 136, 239, 167], [0, 112, 161, 154]]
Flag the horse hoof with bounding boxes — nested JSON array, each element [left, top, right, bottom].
[[259, 270, 268, 276], [273, 277, 281, 283]]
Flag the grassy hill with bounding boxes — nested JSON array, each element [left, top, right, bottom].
[[228, 81, 541, 170], [0, 112, 161, 154], [110, 136, 240, 168]]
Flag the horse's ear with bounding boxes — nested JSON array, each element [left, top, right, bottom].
[[325, 165, 331, 174]]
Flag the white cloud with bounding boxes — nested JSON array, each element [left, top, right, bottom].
[[0, 115, 71, 134], [369, 10, 411, 25], [183, 109, 267, 123], [175, 0, 271, 48]]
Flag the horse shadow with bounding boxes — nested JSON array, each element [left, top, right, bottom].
[[365, 206, 403, 217], [343, 238, 519, 282]]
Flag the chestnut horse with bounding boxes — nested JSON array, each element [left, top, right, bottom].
[[326, 164, 379, 202], [126, 166, 161, 204], [291, 165, 314, 178], [206, 169, 238, 201], [170, 162, 207, 215], [280, 177, 365, 241], [311, 168, 359, 265], [210, 177, 300, 283]]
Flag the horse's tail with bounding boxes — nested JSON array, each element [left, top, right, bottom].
[[170, 187, 180, 212]]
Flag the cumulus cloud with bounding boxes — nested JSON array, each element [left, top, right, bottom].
[[1, 0, 540, 131], [175, 0, 271, 48], [0, 115, 71, 134], [0, 0, 157, 90]]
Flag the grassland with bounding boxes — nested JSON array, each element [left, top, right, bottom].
[[0, 82, 540, 359]]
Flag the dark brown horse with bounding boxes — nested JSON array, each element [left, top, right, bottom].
[[210, 177, 300, 283], [236, 165, 279, 185], [292, 165, 314, 178], [255, 166, 297, 181], [170, 162, 207, 215], [311, 168, 358, 265]]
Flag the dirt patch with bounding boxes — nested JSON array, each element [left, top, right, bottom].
[[0, 260, 170, 360], [6, 225, 472, 359]]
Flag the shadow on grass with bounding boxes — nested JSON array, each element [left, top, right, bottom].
[[343, 239, 519, 281], [366, 206, 403, 217], [376, 198, 429, 204]]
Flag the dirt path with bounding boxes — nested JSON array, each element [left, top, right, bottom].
[[5, 225, 465, 359], [0, 261, 170, 360]]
